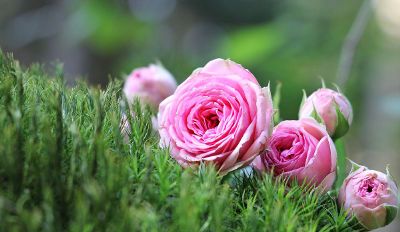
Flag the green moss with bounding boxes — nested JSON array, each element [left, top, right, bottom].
[[0, 51, 354, 231]]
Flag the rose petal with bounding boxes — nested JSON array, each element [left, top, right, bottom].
[[351, 204, 387, 230]]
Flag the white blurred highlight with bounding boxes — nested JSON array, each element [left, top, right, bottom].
[[374, 0, 400, 38]]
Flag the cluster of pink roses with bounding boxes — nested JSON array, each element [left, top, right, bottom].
[[122, 59, 398, 231]]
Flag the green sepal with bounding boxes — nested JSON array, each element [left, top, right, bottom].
[[332, 83, 342, 93], [385, 165, 398, 186], [348, 159, 364, 173], [386, 165, 392, 179], [273, 82, 282, 125], [334, 159, 364, 190], [310, 104, 324, 124], [385, 205, 398, 226], [154, 59, 165, 69], [320, 77, 326, 88], [299, 89, 307, 114], [332, 102, 350, 140]]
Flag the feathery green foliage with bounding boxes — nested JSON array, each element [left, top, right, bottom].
[[0, 51, 356, 231]]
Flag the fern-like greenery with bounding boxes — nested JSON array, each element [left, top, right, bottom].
[[0, 51, 357, 231]]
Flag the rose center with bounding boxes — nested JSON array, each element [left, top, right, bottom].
[[204, 114, 219, 129], [189, 107, 221, 137], [276, 136, 298, 159], [358, 177, 384, 197]]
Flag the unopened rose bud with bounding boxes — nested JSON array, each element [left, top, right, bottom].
[[299, 88, 353, 139], [123, 63, 177, 110], [338, 165, 398, 230]]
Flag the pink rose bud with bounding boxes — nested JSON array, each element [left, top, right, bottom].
[[123, 63, 177, 109], [299, 88, 353, 139], [158, 58, 274, 174], [252, 118, 337, 191], [338, 165, 398, 230]]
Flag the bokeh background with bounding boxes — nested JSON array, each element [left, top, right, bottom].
[[1, 0, 399, 230]]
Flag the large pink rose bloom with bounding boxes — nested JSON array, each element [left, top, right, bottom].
[[252, 118, 337, 191], [338, 166, 398, 230], [299, 88, 353, 139], [123, 64, 177, 109], [158, 58, 273, 174]]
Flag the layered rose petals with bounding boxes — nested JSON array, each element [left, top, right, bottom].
[[158, 58, 273, 174], [338, 166, 398, 230], [252, 118, 337, 191]]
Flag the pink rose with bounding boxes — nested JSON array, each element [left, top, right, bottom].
[[252, 118, 337, 191], [338, 166, 398, 230], [123, 63, 177, 109], [158, 58, 274, 174], [299, 88, 353, 139]]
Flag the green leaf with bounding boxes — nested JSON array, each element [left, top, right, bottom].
[[320, 77, 326, 88], [332, 83, 343, 93], [385, 205, 398, 226], [334, 139, 347, 191], [386, 165, 392, 178], [386, 165, 399, 187], [273, 82, 282, 125], [299, 89, 307, 111], [332, 103, 350, 140], [310, 104, 324, 124], [348, 159, 364, 173]]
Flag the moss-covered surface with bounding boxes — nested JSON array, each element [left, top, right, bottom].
[[0, 52, 358, 231]]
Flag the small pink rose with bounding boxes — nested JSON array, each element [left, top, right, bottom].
[[158, 58, 274, 174], [299, 88, 353, 138], [338, 166, 398, 230], [252, 118, 337, 191], [123, 63, 177, 109]]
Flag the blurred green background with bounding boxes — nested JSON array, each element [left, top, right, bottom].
[[1, 0, 399, 230]]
